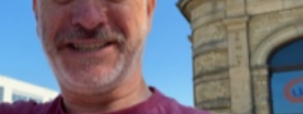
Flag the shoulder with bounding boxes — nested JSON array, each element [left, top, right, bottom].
[[0, 100, 39, 114], [150, 88, 212, 114], [159, 97, 212, 114], [151, 88, 212, 114], [0, 100, 54, 114]]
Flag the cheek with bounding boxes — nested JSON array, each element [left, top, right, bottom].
[[38, 5, 71, 50], [109, 5, 147, 41]]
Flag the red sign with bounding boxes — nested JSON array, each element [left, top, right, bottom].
[[284, 77, 303, 103]]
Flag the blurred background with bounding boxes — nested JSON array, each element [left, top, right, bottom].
[[1, 0, 303, 114]]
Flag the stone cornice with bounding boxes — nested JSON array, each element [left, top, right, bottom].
[[176, 0, 191, 22], [177, 0, 212, 22]]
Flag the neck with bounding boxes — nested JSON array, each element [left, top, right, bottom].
[[61, 64, 151, 114]]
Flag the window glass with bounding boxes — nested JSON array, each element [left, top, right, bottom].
[[270, 39, 303, 114], [271, 71, 303, 114], [12, 93, 43, 103], [0, 86, 3, 102], [269, 39, 303, 67]]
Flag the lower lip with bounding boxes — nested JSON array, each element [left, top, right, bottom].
[[61, 44, 117, 58]]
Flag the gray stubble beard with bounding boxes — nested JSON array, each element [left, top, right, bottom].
[[52, 33, 147, 96]]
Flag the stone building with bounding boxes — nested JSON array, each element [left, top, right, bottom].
[[177, 0, 303, 114]]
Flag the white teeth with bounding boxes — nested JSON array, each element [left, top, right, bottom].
[[73, 43, 107, 51]]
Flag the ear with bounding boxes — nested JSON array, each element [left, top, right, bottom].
[[33, 0, 41, 38], [33, 0, 38, 20], [146, 0, 156, 30], [147, 0, 156, 18]]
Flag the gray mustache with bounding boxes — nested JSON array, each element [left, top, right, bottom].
[[55, 28, 126, 44]]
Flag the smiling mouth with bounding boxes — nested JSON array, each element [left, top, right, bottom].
[[65, 41, 116, 52]]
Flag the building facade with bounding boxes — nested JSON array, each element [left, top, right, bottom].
[[0, 75, 58, 103], [177, 0, 303, 114]]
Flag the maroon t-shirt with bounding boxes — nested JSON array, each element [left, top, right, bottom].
[[0, 88, 211, 114]]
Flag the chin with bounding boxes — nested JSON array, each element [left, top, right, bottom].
[[55, 58, 126, 94]]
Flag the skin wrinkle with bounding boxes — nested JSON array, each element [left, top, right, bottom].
[[34, 0, 155, 113]]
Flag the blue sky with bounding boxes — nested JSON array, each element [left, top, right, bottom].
[[0, 0, 194, 106]]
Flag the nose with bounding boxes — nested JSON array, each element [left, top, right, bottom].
[[72, 1, 108, 30]]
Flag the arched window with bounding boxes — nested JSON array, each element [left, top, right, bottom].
[[269, 38, 303, 114]]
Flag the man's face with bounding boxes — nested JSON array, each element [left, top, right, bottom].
[[34, 0, 155, 94]]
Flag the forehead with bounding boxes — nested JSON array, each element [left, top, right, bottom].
[[35, 0, 148, 14], [36, 0, 146, 6]]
